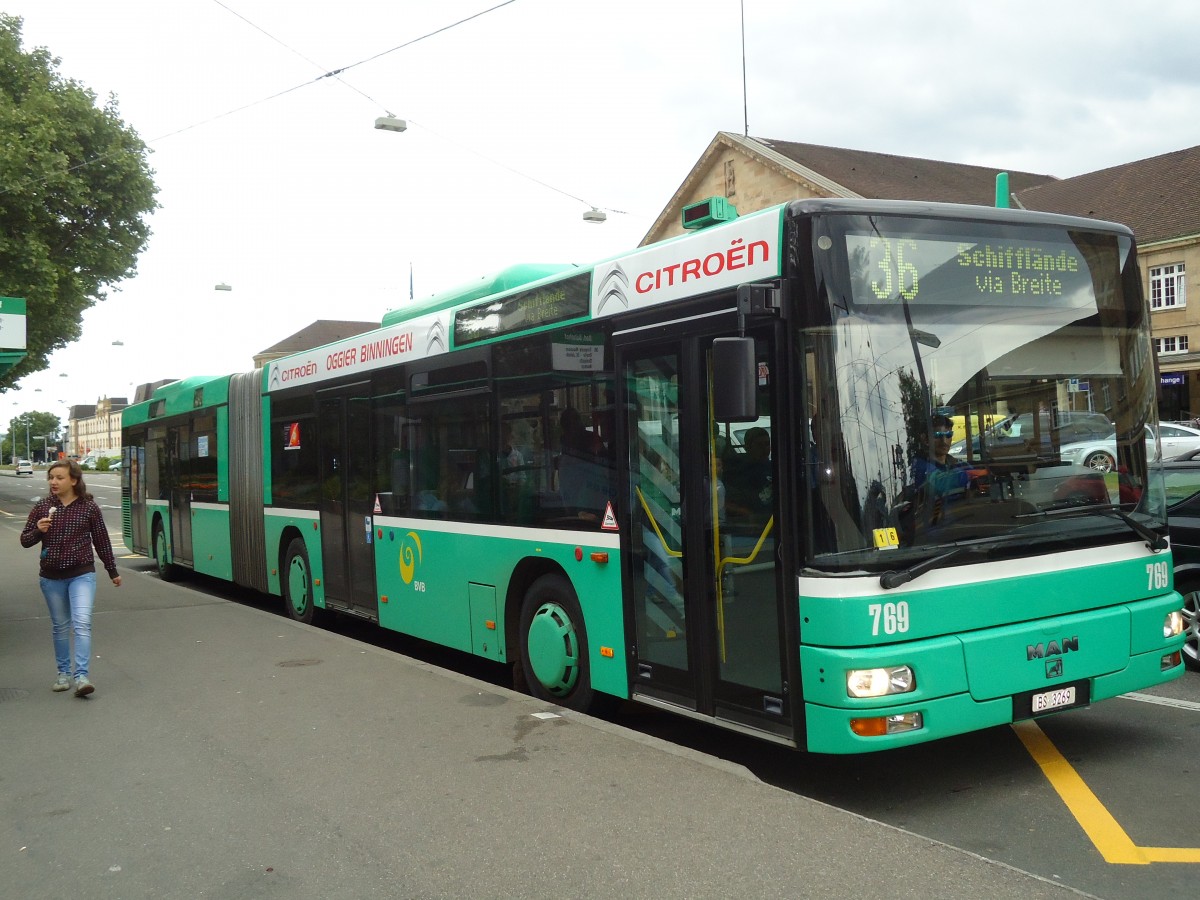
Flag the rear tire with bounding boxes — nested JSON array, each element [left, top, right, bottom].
[[518, 574, 599, 713], [282, 538, 317, 624], [153, 519, 181, 582]]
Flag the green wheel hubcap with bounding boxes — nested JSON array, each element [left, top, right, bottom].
[[288, 557, 309, 615], [526, 602, 579, 696]]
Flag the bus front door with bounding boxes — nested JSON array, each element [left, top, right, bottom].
[[621, 330, 791, 742], [317, 385, 377, 619], [168, 424, 193, 567]]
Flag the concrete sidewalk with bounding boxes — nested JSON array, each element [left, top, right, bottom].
[[0, 523, 1092, 899]]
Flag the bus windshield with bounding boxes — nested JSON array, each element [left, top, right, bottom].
[[803, 213, 1166, 568]]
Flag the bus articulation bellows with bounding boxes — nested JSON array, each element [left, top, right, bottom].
[[122, 197, 1187, 753]]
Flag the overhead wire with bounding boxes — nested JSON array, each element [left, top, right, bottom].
[[206, 0, 627, 215], [4, 0, 630, 216]]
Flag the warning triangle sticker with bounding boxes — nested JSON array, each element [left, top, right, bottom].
[[600, 501, 619, 531], [373, 494, 382, 514]]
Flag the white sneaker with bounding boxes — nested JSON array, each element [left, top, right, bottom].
[[52, 674, 71, 692], [74, 676, 94, 697]]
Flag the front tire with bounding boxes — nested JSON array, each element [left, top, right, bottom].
[[153, 519, 181, 582], [1084, 451, 1115, 473], [282, 538, 317, 624], [1181, 584, 1200, 672], [519, 574, 598, 713]]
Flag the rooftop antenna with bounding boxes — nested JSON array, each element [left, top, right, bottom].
[[995, 172, 1010, 208], [741, 0, 749, 136]]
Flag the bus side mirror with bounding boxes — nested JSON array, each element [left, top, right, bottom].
[[712, 337, 757, 422]]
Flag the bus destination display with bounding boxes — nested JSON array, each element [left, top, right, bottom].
[[454, 272, 591, 346], [846, 233, 1095, 307]]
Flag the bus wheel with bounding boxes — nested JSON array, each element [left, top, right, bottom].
[[1180, 581, 1200, 672], [282, 538, 316, 624], [152, 520, 181, 582], [519, 574, 596, 713]]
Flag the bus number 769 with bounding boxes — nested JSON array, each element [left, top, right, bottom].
[[868, 601, 910, 636]]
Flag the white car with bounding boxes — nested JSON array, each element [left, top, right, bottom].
[[1059, 422, 1200, 472], [15, 459, 33, 476]]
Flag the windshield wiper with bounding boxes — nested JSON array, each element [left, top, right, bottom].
[[1018, 502, 1167, 551], [880, 545, 976, 590]]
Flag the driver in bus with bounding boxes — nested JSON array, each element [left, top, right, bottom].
[[896, 414, 972, 542]]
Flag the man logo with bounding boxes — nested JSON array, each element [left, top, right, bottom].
[[1045, 659, 1064, 679], [1026, 636, 1079, 661]]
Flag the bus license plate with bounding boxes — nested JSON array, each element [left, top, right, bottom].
[[1031, 686, 1075, 713]]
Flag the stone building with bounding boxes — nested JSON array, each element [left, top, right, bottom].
[[67, 396, 127, 459]]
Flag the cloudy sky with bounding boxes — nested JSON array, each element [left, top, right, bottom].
[[5, 0, 1200, 429]]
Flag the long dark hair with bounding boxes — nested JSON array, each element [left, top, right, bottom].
[[47, 459, 93, 501]]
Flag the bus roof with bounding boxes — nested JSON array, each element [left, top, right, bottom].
[[784, 197, 1135, 236], [381, 263, 581, 327], [123, 374, 231, 426]]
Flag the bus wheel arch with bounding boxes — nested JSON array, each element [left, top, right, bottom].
[[516, 570, 598, 713], [281, 534, 318, 625], [505, 558, 562, 681], [152, 515, 182, 582]]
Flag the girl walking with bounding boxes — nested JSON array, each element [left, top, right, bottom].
[[20, 460, 122, 697]]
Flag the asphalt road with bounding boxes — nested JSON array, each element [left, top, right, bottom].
[[2, 468, 1197, 898]]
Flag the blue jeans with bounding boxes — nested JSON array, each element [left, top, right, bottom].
[[40, 572, 96, 679]]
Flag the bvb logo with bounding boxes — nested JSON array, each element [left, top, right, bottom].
[[398, 531, 423, 585]]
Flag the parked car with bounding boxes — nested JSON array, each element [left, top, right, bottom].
[[949, 410, 1112, 464], [15, 459, 33, 476], [1059, 422, 1200, 473], [1162, 448, 1200, 671]]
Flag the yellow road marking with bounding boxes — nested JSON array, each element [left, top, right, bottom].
[[1012, 720, 1200, 864]]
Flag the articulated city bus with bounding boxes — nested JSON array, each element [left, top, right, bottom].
[[121, 197, 1187, 753]]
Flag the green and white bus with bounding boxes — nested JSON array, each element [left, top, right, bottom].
[[121, 197, 1188, 753]]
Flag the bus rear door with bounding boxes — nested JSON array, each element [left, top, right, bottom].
[[316, 384, 377, 618]]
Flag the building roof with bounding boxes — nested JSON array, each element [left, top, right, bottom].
[[255, 320, 379, 359], [1014, 145, 1200, 244], [748, 134, 1058, 204], [643, 132, 1058, 244]]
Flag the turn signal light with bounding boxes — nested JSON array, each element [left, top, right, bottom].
[[850, 712, 923, 737]]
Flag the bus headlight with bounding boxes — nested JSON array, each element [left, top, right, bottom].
[[1164, 610, 1184, 638], [847, 665, 915, 698]]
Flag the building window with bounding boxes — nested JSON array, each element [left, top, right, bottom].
[[1154, 335, 1189, 354], [1150, 264, 1186, 310]]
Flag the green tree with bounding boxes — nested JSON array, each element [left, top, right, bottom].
[[4, 410, 61, 462], [0, 15, 158, 390]]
